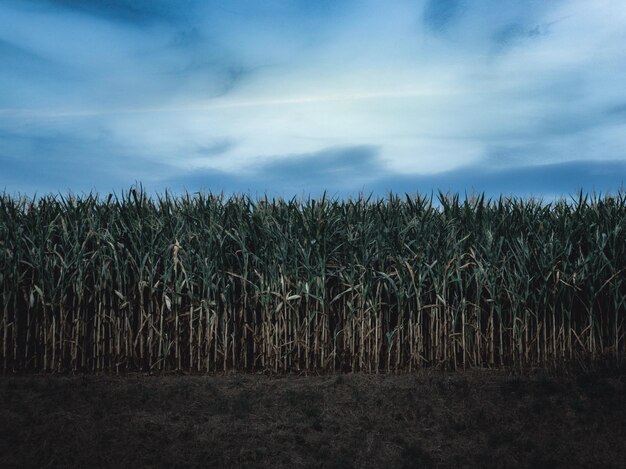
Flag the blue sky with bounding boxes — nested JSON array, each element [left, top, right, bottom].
[[1, 0, 625, 198]]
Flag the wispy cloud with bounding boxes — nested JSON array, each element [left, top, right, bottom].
[[24, 0, 194, 26], [162, 157, 625, 200], [1, 0, 625, 196], [370, 159, 626, 200], [423, 0, 463, 31]]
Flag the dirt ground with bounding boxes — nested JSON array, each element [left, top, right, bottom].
[[1, 367, 625, 468]]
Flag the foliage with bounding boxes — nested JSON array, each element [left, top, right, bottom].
[[1, 188, 624, 372]]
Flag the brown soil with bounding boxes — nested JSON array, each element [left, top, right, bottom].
[[1, 368, 625, 468]]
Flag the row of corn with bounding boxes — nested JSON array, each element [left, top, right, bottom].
[[0, 189, 624, 372]]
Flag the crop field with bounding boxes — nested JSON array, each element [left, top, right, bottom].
[[0, 189, 624, 373], [1, 189, 625, 468]]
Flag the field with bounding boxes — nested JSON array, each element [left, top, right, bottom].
[[1, 190, 624, 372], [1, 368, 625, 468], [1, 189, 624, 467]]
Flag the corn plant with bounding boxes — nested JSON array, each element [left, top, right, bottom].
[[0, 188, 624, 372]]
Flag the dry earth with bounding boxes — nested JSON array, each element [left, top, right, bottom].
[[1, 367, 625, 468]]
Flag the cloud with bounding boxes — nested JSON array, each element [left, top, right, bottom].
[[258, 145, 381, 190], [157, 168, 244, 196], [0, 38, 48, 66], [0, 0, 259, 111], [0, 119, 170, 195], [492, 21, 551, 49], [23, 0, 193, 26], [423, 0, 463, 31], [370, 159, 626, 200], [196, 139, 236, 157], [158, 158, 625, 200], [1, 0, 625, 197], [605, 103, 626, 120], [163, 145, 382, 196]]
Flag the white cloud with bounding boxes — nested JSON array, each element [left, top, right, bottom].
[[1, 0, 625, 194]]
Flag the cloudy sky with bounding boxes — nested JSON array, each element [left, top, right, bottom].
[[1, 0, 625, 198]]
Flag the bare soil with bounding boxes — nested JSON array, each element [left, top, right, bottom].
[[1, 367, 625, 468]]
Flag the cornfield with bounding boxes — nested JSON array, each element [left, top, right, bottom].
[[1, 188, 624, 373]]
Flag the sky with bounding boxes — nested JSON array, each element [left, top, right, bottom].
[[1, 0, 625, 198]]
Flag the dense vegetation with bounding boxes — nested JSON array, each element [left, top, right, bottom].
[[1, 188, 624, 372]]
